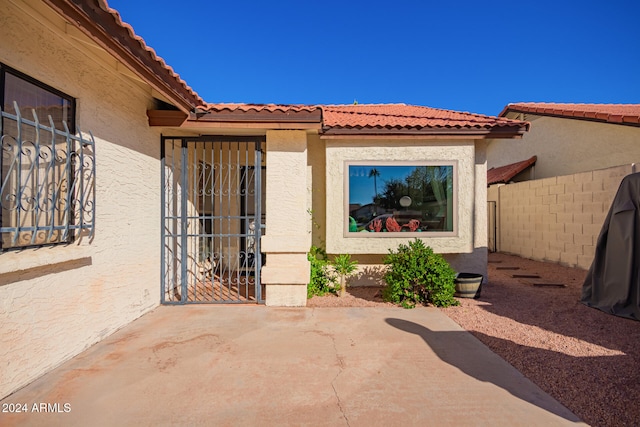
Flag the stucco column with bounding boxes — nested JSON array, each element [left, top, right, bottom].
[[261, 130, 311, 306]]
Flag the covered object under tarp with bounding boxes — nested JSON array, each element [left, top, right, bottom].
[[581, 172, 640, 321]]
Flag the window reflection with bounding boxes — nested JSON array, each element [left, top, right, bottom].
[[347, 164, 454, 233]]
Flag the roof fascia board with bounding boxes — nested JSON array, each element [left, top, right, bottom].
[[189, 110, 322, 123], [320, 134, 522, 140], [320, 129, 527, 139], [180, 120, 322, 131]]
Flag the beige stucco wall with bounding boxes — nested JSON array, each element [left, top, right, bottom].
[[487, 115, 640, 179], [261, 130, 311, 306], [493, 164, 635, 269], [325, 140, 475, 254], [0, 1, 163, 399], [322, 138, 488, 281]]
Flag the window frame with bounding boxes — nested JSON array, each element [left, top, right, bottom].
[[1, 63, 76, 134], [344, 160, 458, 238], [0, 64, 84, 252]]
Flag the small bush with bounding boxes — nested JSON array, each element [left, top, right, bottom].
[[332, 253, 358, 297], [307, 245, 337, 298], [382, 239, 458, 308]]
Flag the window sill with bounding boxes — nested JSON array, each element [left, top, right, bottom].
[[0, 245, 90, 276]]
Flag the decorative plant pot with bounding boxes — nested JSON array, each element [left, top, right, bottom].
[[455, 273, 483, 299]]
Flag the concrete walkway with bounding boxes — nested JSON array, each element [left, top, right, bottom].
[[1, 306, 585, 426]]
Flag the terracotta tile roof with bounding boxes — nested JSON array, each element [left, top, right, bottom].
[[487, 156, 537, 185], [320, 104, 529, 137], [500, 103, 640, 126], [203, 104, 319, 113], [188, 103, 530, 136], [193, 103, 322, 123], [44, 0, 205, 111]]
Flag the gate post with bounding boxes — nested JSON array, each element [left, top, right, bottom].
[[261, 130, 310, 306]]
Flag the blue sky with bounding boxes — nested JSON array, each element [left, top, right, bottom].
[[349, 165, 416, 205], [107, 0, 639, 116]]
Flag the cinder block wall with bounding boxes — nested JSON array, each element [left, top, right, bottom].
[[495, 164, 635, 269]]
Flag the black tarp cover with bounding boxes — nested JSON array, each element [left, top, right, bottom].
[[581, 172, 640, 321]]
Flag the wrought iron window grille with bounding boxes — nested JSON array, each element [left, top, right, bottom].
[[1, 102, 95, 251]]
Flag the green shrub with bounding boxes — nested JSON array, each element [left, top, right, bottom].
[[382, 239, 458, 308], [307, 245, 337, 298]]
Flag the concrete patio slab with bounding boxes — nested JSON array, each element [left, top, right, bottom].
[[1, 306, 585, 426]]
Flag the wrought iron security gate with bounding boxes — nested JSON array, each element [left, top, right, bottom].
[[161, 136, 265, 304]]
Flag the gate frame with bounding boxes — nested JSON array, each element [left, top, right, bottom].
[[160, 135, 265, 304]]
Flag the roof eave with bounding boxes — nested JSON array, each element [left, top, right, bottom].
[[43, 0, 204, 113], [321, 126, 528, 139], [500, 105, 640, 127], [498, 105, 514, 118], [487, 155, 537, 186], [188, 109, 323, 123]]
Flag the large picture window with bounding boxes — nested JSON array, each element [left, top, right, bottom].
[[347, 162, 455, 235]]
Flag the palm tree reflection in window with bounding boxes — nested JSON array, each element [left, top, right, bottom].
[[368, 167, 380, 216]]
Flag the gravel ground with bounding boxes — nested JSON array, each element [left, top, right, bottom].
[[307, 252, 640, 427]]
